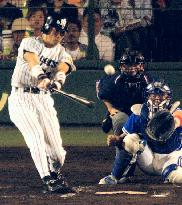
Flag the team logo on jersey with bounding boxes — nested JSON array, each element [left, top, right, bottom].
[[124, 81, 141, 89], [40, 56, 58, 68]]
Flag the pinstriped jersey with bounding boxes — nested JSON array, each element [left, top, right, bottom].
[[11, 36, 76, 88]]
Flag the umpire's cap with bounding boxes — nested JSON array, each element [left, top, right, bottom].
[[42, 15, 68, 35], [120, 50, 145, 66]]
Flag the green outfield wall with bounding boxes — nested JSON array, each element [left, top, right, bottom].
[[0, 61, 182, 125]]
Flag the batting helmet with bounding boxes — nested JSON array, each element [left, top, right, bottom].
[[146, 110, 175, 142], [42, 15, 68, 35]]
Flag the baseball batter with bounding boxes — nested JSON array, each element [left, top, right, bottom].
[[8, 16, 76, 193]]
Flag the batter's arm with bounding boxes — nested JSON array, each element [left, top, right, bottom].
[[56, 62, 70, 74], [48, 62, 70, 92], [24, 51, 40, 69], [24, 51, 50, 89]]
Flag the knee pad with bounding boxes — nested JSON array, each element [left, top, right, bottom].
[[163, 164, 182, 184], [111, 112, 128, 126], [123, 134, 145, 155]]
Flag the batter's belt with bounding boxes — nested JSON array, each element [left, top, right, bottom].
[[12, 87, 49, 94]]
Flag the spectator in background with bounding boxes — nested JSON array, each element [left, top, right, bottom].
[[113, 0, 153, 61], [154, 0, 182, 61], [0, 0, 23, 33], [67, 0, 87, 19], [79, 7, 114, 61], [0, 17, 31, 60], [47, 0, 79, 22], [26, 7, 46, 37], [64, 19, 87, 61], [151, 0, 167, 61], [27, 0, 48, 9], [10, 18, 31, 58], [67, 0, 81, 7], [99, 0, 120, 39], [27, 0, 47, 7]]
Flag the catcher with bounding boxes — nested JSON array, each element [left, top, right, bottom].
[[99, 80, 182, 184]]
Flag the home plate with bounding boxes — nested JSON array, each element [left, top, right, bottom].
[[95, 191, 148, 195], [60, 193, 76, 198], [151, 192, 170, 198]]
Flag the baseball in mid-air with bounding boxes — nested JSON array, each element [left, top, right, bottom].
[[104, 64, 115, 75]]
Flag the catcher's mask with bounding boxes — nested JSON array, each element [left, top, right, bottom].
[[146, 110, 175, 142], [145, 80, 172, 119], [42, 16, 68, 35], [119, 50, 145, 77]]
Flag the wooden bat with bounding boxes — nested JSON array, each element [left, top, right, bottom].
[[52, 88, 95, 108]]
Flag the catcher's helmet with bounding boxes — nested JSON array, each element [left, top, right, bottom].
[[119, 50, 145, 76], [42, 16, 68, 35], [145, 80, 172, 99], [145, 80, 172, 119], [146, 110, 175, 142]]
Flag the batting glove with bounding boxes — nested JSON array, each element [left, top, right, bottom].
[[37, 77, 51, 90], [48, 81, 62, 92]]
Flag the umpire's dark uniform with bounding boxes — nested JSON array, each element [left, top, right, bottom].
[[97, 72, 150, 135]]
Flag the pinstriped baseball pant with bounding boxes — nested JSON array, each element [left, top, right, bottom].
[[8, 88, 66, 178]]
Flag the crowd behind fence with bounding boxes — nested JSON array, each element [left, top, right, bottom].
[[0, 0, 182, 63]]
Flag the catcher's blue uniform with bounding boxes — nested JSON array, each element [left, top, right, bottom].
[[122, 109, 182, 154]]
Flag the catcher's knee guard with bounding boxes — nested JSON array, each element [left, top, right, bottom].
[[162, 164, 182, 184], [111, 111, 128, 135], [123, 134, 145, 155]]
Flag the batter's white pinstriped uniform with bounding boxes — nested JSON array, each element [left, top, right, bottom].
[[8, 36, 76, 179]]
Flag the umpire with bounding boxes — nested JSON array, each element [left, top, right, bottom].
[[97, 49, 151, 135]]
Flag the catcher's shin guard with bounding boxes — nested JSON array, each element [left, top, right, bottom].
[[111, 148, 136, 180], [123, 133, 145, 155]]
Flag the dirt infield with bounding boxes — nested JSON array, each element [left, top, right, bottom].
[[0, 146, 181, 205]]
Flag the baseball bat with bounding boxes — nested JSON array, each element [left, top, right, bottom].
[[52, 88, 95, 108]]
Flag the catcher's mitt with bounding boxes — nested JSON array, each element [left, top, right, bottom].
[[145, 110, 175, 142]]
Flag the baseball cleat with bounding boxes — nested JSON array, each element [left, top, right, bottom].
[[42, 175, 75, 194], [99, 175, 118, 185], [99, 175, 130, 185]]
